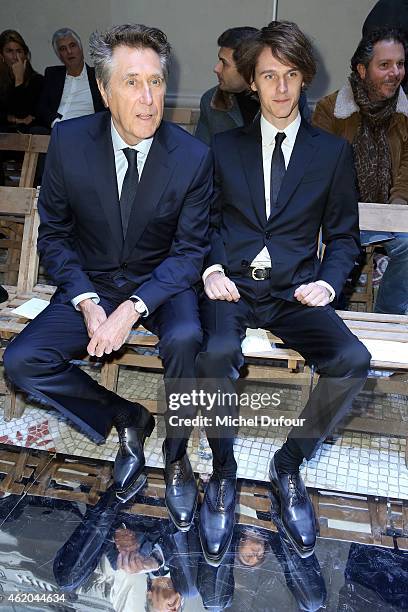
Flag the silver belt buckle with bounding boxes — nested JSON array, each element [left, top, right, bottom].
[[251, 267, 264, 280]]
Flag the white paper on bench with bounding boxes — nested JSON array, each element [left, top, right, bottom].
[[11, 298, 49, 319], [361, 339, 408, 365], [242, 328, 274, 356]]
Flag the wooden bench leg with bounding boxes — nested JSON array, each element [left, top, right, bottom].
[[100, 362, 120, 393], [4, 389, 26, 421]]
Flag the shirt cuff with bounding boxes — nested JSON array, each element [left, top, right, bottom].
[[130, 295, 149, 317], [315, 280, 335, 303], [202, 264, 224, 284], [51, 116, 62, 128], [72, 292, 100, 310]]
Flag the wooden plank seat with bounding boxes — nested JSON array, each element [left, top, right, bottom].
[[0, 199, 407, 465]]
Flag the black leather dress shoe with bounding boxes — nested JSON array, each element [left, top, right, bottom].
[[114, 409, 155, 502], [269, 454, 316, 558], [199, 476, 236, 567], [163, 444, 198, 532]]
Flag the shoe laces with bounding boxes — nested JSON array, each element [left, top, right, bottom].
[[215, 479, 228, 511], [287, 474, 303, 505]]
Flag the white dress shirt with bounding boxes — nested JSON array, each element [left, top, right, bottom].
[[53, 64, 95, 126], [203, 111, 335, 301], [72, 120, 154, 313]]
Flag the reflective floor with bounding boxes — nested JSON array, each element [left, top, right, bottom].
[[1, 490, 408, 612]]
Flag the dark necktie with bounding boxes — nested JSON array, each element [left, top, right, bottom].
[[270, 132, 286, 207], [120, 148, 139, 238]]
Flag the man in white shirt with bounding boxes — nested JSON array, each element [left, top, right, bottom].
[[196, 21, 371, 565], [37, 27, 105, 129]]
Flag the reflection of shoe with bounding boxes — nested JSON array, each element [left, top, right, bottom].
[[199, 476, 236, 567], [0, 286, 8, 303], [279, 534, 327, 611], [163, 443, 198, 532], [114, 409, 155, 502], [269, 454, 316, 558], [54, 488, 121, 590]]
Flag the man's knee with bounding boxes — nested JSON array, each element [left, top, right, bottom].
[[326, 340, 371, 377], [196, 337, 243, 377], [4, 338, 32, 386], [160, 322, 203, 358], [4, 337, 58, 387]]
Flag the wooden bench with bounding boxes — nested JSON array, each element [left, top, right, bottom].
[[163, 107, 199, 134], [0, 134, 50, 285], [0, 190, 407, 463]]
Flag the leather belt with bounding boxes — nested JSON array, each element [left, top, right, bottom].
[[244, 267, 272, 280]]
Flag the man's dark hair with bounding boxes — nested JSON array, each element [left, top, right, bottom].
[[236, 21, 316, 88], [89, 23, 171, 91], [217, 26, 258, 50], [351, 26, 406, 74]]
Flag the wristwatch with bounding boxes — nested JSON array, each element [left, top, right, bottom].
[[129, 297, 148, 317]]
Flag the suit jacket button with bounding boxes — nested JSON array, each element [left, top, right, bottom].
[[121, 262, 128, 269], [265, 231, 272, 239], [241, 260, 249, 267]]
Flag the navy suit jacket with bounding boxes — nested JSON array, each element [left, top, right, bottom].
[[37, 111, 212, 313], [36, 63, 106, 128], [208, 118, 360, 300]]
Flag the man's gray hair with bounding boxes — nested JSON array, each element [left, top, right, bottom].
[[89, 24, 171, 91], [52, 28, 82, 58]]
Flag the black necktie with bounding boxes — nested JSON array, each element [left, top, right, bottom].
[[270, 132, 286, 207], [120, 148, 139, 238]]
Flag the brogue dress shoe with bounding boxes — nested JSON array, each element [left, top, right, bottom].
[[163, 443, 198, 531], [199, 476, 236, 566], [269, 453, 316, 558], [114, 410, 155, 502]]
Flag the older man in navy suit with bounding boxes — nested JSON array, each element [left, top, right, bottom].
[[4, 25, 212, 523], [196, 22, 371, 565]]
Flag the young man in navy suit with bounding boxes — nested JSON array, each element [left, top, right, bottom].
[[4, 25, 212, 520], [196, 21, 371, 564]]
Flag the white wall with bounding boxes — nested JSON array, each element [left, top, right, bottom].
[[0, 0, 377, 107]]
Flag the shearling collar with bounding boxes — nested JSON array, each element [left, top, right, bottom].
[[210, 87, 237, 112], [334, 79, 408, 119]]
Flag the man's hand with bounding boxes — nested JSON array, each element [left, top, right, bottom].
[[117, 551, 159, 574], [79, 298, 107, 338], [204, 271, 240, 301], [114, 528, 139, 553], [294, 282, 331, 307], [87, 300, 139, 357]]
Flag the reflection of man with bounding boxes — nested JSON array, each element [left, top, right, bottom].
[[54, 495, 201, 612], [196, 21, 371, 564], [4, 25, 212, 508], [37, 27, 105, 129], [313, 28, 408, 315]]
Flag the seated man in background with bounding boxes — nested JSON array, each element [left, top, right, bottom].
[[363, 0, 408, 91], [195, 26, 259, 145], [195, 26, 311, 145], [313, 27, 408, 315], [36, 27, 105, 130]]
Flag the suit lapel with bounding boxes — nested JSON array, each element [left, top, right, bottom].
[[86, 112, 124, 249], [268, 120, 318, 222], [122, 121, 177, 259], [238, 120, 267, 227]]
